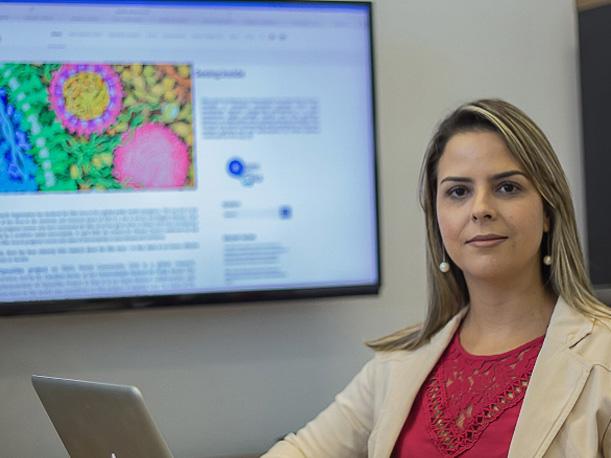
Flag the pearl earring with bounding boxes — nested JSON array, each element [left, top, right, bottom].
[[543, 231, 552, 266], [439, 251, 450, 273]]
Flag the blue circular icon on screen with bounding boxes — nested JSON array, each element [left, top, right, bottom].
[[279, 206, 292, 219], [227, 158, 244, 177], [226, 157, 263, 187]]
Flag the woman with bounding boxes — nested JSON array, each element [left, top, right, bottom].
[[262, 99, 611, 457]]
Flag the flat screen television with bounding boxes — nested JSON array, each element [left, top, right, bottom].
[[0, 0, 380, 315]]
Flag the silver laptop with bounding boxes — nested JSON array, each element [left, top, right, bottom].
[[32, 375, 174, 458]]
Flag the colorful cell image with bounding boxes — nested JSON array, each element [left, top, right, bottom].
[[114, 124, 189, 188], [0, 62, 194, 192], [49, 64, 123, 137]]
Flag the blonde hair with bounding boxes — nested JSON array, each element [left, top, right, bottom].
[[368, 99, 609, 352]]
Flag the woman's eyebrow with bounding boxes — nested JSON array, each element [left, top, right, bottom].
[[492, 170, 528, 180], [439, 170, 527, 185]]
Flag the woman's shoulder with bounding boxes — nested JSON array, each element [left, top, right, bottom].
[[368, 335, 436, 365], [594, 312, 611, 332], [348, 344, 432, 391], [575, 314, 611, 372], [591, 314, 611, 349]]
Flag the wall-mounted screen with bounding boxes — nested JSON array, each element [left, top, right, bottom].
[[0, 0, 380, 315]]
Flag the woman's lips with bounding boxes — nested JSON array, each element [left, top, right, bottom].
[[466, 235, 508, 247]]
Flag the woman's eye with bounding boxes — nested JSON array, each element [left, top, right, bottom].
[[447, 186, 469, 199], [498, 182, 521, 194]]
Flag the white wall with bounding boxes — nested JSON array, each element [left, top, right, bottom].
[[0, 1, 584, 457]]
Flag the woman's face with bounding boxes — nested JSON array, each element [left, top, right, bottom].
[[435, 130, 549, 284]]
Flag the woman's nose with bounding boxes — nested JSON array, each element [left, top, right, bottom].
[[471, 190, 496, 222]]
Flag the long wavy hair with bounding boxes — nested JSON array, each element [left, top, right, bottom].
[[368, 99, 609, 352]]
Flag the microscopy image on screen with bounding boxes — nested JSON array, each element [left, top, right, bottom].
[[0, 62, 194, 193]]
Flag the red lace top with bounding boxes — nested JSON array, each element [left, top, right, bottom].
[[392, 331, 544, 457]]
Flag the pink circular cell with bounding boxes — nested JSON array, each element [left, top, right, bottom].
[[113, 123, 190, 189], [49, 63, 123, 136]]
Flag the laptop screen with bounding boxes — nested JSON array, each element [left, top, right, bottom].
[[32, 375, 174, 458]]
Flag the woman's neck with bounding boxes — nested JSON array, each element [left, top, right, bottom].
[[459, 274, 556, 355]]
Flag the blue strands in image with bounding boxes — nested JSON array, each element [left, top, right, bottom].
[[0, 87, 38, 192]]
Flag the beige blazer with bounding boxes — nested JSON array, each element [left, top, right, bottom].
[[262, 297, 611, 457]]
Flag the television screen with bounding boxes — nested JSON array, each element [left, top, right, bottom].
[[0, 0, 380, 314]]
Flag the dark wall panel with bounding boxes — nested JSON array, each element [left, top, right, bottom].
[[579, 5, 611, 288]]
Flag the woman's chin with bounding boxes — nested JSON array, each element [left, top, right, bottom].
[[461, 261, 542, 287], [460, 262, 519, 283]]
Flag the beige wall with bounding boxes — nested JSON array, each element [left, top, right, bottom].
[[0, 1, 584, 457]]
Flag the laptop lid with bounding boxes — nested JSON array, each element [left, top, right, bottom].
[[32, 375, 174, 458]]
